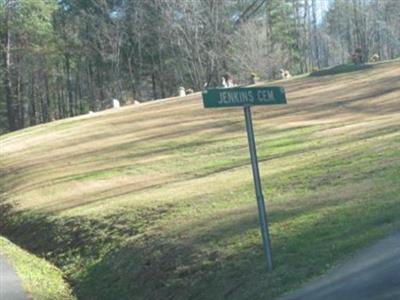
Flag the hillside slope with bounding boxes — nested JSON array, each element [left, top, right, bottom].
[[1, 61, 400, 299], [0, 236, 76, 300]]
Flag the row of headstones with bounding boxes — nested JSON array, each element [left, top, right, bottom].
[[178, 70, 292, 97], [88, 98, 141, 114], [351, 49, 380, 65], [101, 69, 295, 110], [93, 51, 380, 113], [109, 99, 141, 109], [93, 52, 381, 111], [98, 68, 295, 111]]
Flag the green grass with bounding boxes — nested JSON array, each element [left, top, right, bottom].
[[0, 60, 399, 299], [0, 236, 76, 300]]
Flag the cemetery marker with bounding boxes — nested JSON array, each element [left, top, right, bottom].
[[202, 86, 287, 271]]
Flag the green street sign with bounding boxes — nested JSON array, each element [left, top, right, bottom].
[[201, 85, 289, 271], [202, 86, 287, 108]]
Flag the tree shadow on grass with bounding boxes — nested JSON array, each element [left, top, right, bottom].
[[4, 119, 398, 214], [4, 118, 243, 187], [1, 154, 399, 300], [0, 198, 179, 292], [72, 192, 400, 300], [309, 64, 373, 77]]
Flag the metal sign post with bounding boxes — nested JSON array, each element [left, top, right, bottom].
[[243, 105, 273, 271], [202, 85, 287, 271]]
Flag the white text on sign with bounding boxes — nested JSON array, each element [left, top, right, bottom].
[[218, 90, 275, 105]]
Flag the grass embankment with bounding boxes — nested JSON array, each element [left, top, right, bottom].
[[0, 236, 75, 300], [0, 60, 399, 299]]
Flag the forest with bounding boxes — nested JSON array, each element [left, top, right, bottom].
[[1, 0, 399, 133]]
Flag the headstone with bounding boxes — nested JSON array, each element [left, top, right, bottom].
[[280, 69, 291, 79], [371, 53, 379, 62], [250, 73, 257, 84], [280, 69, 285, 79], [112, 99, 120, 108], [223, 73, 236, 87], [178, 87, 186, 97], [222, 77, 228, 88], [227, 79, 236, 87]]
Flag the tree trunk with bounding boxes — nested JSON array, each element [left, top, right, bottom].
[[30, 74, 37, 126], [16, 72, 24, 128], [65, 53, 74, 117], [311, 0, 321, 68], [151, 70, 157, 100], [2, 9, 16, 131], [127, 57, 137, 100], [44, 72, 51, 122], [88, 63, 96, 111]]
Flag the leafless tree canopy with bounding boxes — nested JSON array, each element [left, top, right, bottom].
[[1, 0, 399, 132]]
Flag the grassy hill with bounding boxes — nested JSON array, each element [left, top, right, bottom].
[[0, 236, 75, 300], [1, 60, 399, 299]]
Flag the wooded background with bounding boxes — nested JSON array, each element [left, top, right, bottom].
[[1, 0, 399, 133]]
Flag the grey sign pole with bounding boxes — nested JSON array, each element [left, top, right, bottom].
[[243, 105, 273, 271]]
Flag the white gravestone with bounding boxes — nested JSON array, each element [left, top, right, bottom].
[[178, 87, 186, 97], [112, 99, 120, 108]]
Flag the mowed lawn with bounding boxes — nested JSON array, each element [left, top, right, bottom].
[[1, 61, 399, 300]]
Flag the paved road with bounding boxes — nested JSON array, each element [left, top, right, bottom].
[[281, 232, 400, 300], [0, 255, 28, 300]]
